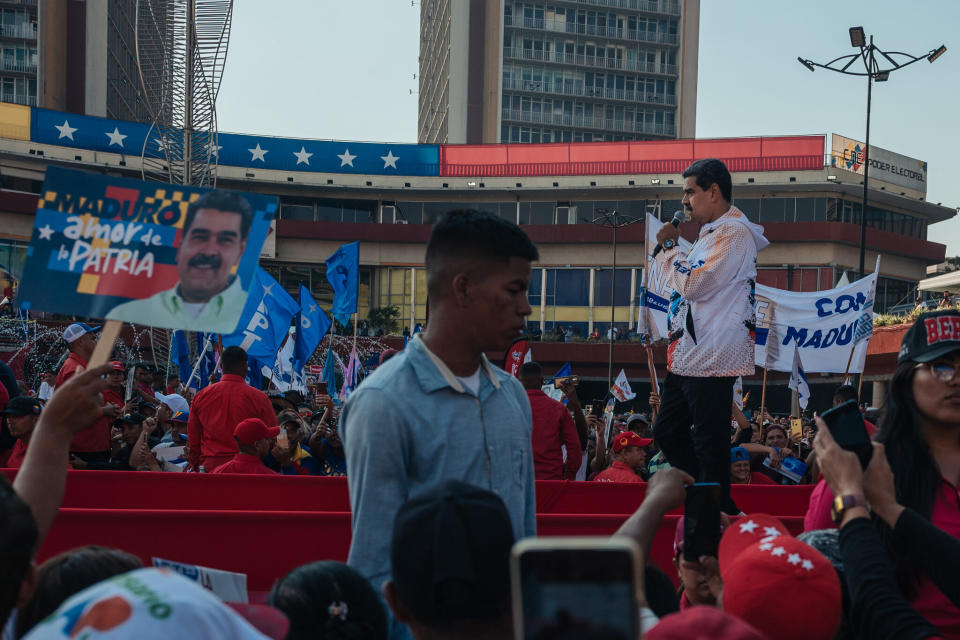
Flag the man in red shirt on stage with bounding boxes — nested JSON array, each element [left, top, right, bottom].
[[188, 345, 277, 471], [56, 323, 120, 463], [595, 432, 651, 483], [519, 362, 583, 480], [210, 417, 279, 475], [1, 396, 41, 469]]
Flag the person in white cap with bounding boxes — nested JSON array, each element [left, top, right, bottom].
[[56, 323, 120, 463]]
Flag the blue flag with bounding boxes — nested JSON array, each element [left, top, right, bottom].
[[222, 268, 298, 367], [548, 362, 572, 383], [195, 333, 217, 389], [170, 330, 191, 384], [293, 285, 330, 375], [325, 241, 359, 326], [322, 347, 340, 406]]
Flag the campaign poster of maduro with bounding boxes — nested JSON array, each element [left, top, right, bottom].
[[18, 167, 277, 334]]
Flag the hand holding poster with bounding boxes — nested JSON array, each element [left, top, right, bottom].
[[18, 167, 277, 334]]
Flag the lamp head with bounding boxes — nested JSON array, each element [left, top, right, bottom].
[[849, 26, 866, 48], [797, 57, 815, 72], [929, 45, 947, 63]]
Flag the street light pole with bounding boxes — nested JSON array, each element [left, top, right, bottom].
[[591, 209, 641, 389], [799, 30, 946, 279]]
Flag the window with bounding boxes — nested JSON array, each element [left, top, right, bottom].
[[593, 268, 632, 306]]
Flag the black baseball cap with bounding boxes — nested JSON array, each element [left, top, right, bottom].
[[117, 412, 146, 425], [390, 480, 515, 625], [1, 396, 41, 417], [898, 309, 960, 363]]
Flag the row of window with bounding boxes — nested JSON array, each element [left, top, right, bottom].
[[505, 3, 679, 44], [500, 124, 669, 143], [501, 95, 675, 126], [504, 36, 677, 70], [277, 197, 929, 240], [504, 66, 676, 98]]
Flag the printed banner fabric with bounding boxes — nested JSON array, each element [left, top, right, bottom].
[[639, 214, 693, 340]]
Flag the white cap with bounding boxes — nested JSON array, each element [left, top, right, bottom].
[[62, 323, 100, 344], [155, 392, 189, 415]]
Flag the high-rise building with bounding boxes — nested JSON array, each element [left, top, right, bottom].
[[418, 0, 699, 144], [0, 0, 38, 107]]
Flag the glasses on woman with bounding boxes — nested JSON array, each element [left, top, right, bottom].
[[915, 361, 960, 383]]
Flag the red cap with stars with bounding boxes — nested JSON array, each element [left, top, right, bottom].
[[722, 529, 842, 640], [611, 431, 653, 453], [718, 514, 790, 576]]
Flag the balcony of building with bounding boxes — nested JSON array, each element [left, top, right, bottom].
[[0, 92, 33, 105], [0, 58, 34, 74], [505, 14, 679, 46], [503, 46, 678, 75], [0, 22, 35, 40], [503, 77, 677, 107], [501, 108, 676, 137], [550, 0, 681, 16]]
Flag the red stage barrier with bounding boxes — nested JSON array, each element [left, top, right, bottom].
[[2, 471, 815, 517], [37, 508, 807, 592]]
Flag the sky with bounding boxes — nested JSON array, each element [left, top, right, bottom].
[[217, 0, 960, 253]]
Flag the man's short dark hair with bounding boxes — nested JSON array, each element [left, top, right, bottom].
[[682, 158, 732, 203], [425, 210, 539, 297], [518, 362, 542, 378], [0, 478, 38, 629], [833, 385, 858, 405], [221, 346, 248, 373], [182, 190, 253, 240]]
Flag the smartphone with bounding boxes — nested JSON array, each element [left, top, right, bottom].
[[316, 382, 328, 395], [511, 537, 640, 640], [277, 426, 289, 450], [591, 399, 605, 416], [553, 375, 580, 389], [820, 399, 872, 469], [684, 483, 722, 562]]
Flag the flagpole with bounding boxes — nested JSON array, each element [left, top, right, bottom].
[[857, 371, 865, 401], [759, 367, 768, 426], [185, 334, 213, 390], [641, 212, 660, 421], [842, 343, 856, 386], [644, 346, 659, 423]]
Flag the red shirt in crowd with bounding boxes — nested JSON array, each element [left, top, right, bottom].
[[188, 374, 277, 471], [747, 472, 777, 485], [806, 477, 960, 637], [5, 439, 26, 469], [526, 389, 583, 480], [57, 352, 111, 453], [210, 452, 277, 475], [595, 461, 643, 483]]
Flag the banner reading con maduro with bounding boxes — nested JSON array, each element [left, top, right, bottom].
[[18, 167, 277, 333]]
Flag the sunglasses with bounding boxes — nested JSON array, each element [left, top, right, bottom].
[[915, 361, 960, 383]]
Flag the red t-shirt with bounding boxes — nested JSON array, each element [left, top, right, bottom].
[[526, 389, 583, 480], [57, 352, 111, 452], [4, 439, 26, 468], [210, 452, 277, 475], [594, 460, 643, 483], [747, 472, 776, 485], [806, 478, 960, 636], [188, 374, 277, 471]]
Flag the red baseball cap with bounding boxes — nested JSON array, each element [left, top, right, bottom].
[[234, 418, 280, 446], [611, 431, 653, 453], [109, 360, 125, 372], [718, 514, 790, 576], [722, 535, 841, 640], [648, 605, 770, 640]]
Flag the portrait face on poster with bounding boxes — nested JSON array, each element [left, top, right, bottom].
[[18, 167, 277, 334]]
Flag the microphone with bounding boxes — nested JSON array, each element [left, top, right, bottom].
[[652, 210, 684, 257]]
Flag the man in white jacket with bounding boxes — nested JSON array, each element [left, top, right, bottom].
[[653, 158, 769, 514]]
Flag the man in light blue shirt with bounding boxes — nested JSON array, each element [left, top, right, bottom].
[[107, 190, 252, 333], [341, 210, 540, 638]]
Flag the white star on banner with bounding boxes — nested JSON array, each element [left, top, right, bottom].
[[249, 143, 268, 162], [155, 137, 168, 151], [758, 542, 774, 551], [739, 520, 758, 534], [37, 224, 54, 240], [771, 546, 786, 557], [105, 127, 127, 147], [209, 143, 222, 157], [337, 148, 357, 167], [55, 120, 77, 141], [763, 527, 782, 538], [801, 559, 814, 571], [380, 150, 399, 169], [293, 146, 313, 166], [787, 553, 802, 566], [262, 282, 274, 296]]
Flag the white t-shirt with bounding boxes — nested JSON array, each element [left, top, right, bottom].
[[181, 301, 205, 319], [455, 367, 482, 395]]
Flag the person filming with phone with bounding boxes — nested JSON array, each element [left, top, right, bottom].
[[651, 158, 769, 515]]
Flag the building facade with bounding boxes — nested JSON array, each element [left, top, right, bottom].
[[418, 0, 699, 144]]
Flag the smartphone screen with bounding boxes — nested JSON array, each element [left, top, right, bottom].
[[517, 548, 638, 640], [591, 400, 605, 416], [684, 483, 722, 562], [316, 382, 328, 395], [820, 399, 872, 468]]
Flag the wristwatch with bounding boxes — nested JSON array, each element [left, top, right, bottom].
[[831, 494, 867, 525], [662, 239, 676, 250]]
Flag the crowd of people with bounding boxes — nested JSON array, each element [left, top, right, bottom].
[[2, 176, 960, 638]]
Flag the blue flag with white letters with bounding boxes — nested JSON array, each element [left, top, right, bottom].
[[222, 267, 298, 367], [170, 330, 192, 384], [294, 285, 330, 375], [325, 242, 359, 326]]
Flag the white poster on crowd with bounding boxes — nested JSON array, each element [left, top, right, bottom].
[[610, 369, 636, 402], [152, 558, 248, 603], [732, 376, 744, 411], [754, 258, 879, 373], [639, 214, 693, 340]]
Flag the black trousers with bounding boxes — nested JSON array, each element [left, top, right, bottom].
[[652, 373, 739, 514]]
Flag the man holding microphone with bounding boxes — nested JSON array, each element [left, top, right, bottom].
[[652, 158, 769, 514]]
